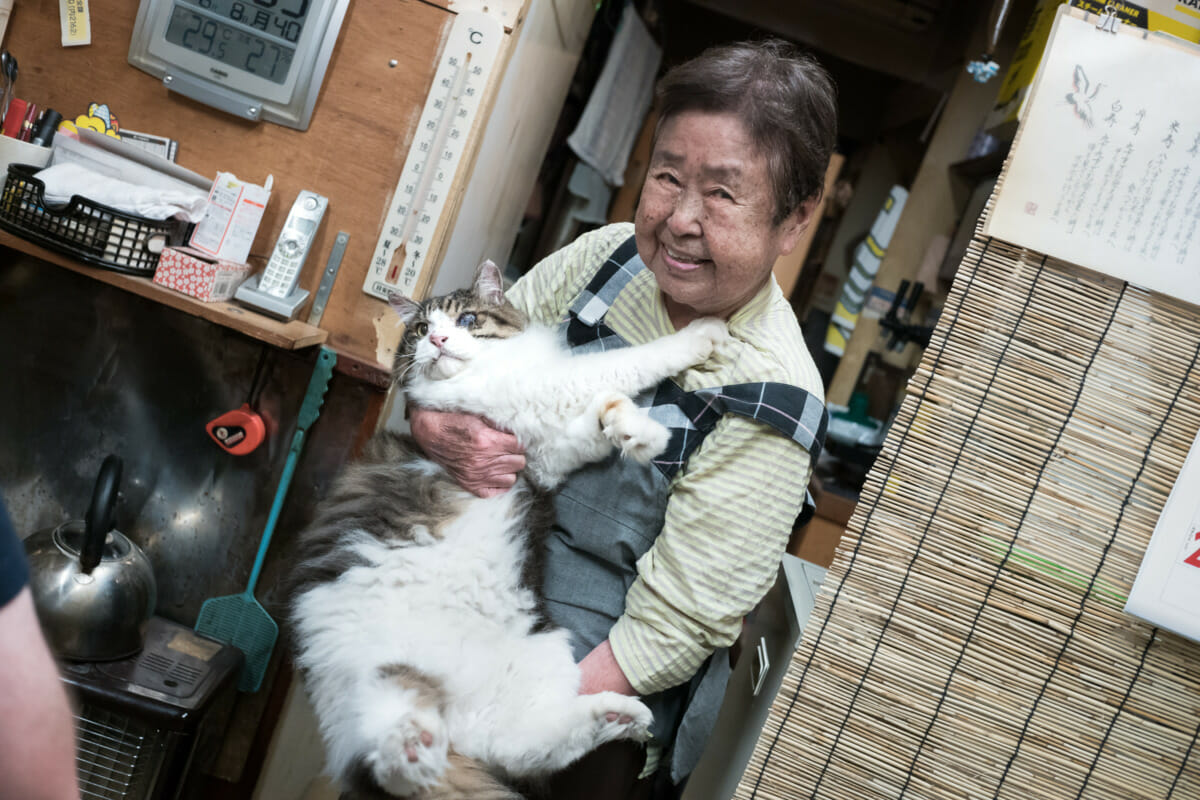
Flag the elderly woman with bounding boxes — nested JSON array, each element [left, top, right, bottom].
[[411, 38, 837, 797]]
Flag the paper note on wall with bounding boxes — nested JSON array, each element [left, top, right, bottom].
[[59, 0, 91, 46], [1126, 424, 1200, 643], [985, 7, 1200, 306]]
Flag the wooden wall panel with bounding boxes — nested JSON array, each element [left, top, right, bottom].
[[6, 0, 470, 373]]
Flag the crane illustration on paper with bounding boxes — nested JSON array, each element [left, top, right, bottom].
[[1065, 64, 1104, 128]]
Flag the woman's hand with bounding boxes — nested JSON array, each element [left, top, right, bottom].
[[578, 639, 636, 696], [408, 407, 526, 497]]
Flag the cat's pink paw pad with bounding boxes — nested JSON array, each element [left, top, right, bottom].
[[404, 730, 436, 762], [370, 712, 448, 795], [590, 694, 653, 744]]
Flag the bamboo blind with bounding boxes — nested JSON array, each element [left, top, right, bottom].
[[736, 199, 1200, 799]]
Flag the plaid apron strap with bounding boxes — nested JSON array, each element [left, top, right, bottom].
[[560, 234, 828, 523], [649, 381, 829, 526], [565, 235, 643, 349]]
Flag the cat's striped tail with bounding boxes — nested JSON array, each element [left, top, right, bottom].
[[342, 752, 524, 800]]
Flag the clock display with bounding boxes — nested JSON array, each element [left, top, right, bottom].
[[165, 0, 311, 85], [130, 0, 349, 129]]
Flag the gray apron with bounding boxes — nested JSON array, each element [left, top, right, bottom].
[[541, 235, 828, 783]]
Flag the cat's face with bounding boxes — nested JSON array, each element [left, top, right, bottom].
[[390, 261, 525, 386]]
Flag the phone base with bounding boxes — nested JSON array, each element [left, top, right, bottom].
[[234, 273, 310, 320]]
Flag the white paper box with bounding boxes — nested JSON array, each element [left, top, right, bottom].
[[189, 172, 272, 264]]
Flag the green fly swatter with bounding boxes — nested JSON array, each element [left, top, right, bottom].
[[195, 347, 336, 692]]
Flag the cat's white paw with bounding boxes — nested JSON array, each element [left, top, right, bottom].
[[367, 709, 449, 796], [679, 317, 731, 362], [587, 693, 653, 745], [599, 394, 671, 462]]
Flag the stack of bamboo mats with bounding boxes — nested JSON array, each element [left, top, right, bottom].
[[735, 201, 1200, 799]]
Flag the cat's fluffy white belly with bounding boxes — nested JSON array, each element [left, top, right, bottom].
[[293, 490, 549, 684], [293, 490, 587, 775]]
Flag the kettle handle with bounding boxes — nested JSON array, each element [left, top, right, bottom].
[[80, 455, 122, 574]]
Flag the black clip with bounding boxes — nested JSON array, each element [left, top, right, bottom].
[[880, 280, 934, 351]]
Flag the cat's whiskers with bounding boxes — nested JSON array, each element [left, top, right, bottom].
[[393, 357, 420, 387]]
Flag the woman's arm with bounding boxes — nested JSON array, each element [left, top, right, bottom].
[[578, 639, 636, 696], [609, 416, 812, 695]]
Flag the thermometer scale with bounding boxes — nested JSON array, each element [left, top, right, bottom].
[[362, 11, 502, 301]]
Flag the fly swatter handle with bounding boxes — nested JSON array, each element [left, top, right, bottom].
[[245, 347, 337, 594], [297, 347, 337, 431]]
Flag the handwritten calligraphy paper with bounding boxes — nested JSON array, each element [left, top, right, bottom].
[[986, 7, 1200, 306]]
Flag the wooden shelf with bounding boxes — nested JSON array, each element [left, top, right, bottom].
[[0, 231, 328, 351]]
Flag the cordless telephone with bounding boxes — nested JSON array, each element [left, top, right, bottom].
[[235, 190, 328, 320]]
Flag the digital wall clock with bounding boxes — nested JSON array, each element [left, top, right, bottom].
[[128, 0, 350, 130]]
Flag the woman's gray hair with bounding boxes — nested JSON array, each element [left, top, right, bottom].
[[655, 39, 838, 225]]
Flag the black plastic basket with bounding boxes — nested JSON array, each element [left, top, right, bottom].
[[0, 163, 193, 277]]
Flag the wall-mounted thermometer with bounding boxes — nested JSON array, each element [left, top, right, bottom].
[[362, 11, 503, 301]]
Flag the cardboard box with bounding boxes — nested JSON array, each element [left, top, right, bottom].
[[810, 477, 860, 525], [790, 478, 859, 567], [154, 246, 253, 302], [188, 172, 272, 264], [787, 517, 844, 569]]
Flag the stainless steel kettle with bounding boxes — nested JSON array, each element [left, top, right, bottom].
[[23, 455, 157, 661]]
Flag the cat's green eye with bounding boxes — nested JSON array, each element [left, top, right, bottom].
[[457, 313, 477, 328], [413, 322, 428, 336]]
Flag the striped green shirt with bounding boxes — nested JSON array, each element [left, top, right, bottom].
[[509, 223, 822, 694]]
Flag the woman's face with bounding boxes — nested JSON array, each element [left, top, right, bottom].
[[635, 111, 810, 328]]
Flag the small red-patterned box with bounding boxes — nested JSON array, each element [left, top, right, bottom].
[[153, 246, 253, 302]]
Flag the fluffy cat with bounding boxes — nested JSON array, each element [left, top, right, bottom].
[[289, 260, 728, 799]]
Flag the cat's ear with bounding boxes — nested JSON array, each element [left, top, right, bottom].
[[472, 260, 506, 306], [388, 293, 422, 325]]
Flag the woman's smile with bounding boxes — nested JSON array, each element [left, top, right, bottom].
[[660, 245, 709, 272]]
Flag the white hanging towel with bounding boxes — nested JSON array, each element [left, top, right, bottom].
[[566, 4, 661, 187]]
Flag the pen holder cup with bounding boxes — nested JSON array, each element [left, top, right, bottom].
[[0, 137, 50, 172]]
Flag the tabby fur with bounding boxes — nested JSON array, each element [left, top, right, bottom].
[[289, 260, 728, 798]]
